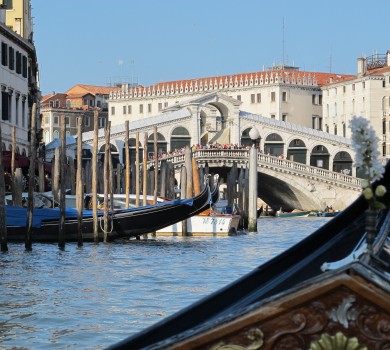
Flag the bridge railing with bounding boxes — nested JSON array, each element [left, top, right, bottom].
[[148, 148, 362, 190]]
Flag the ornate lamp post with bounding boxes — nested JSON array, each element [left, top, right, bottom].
[[248, 126, 260, 232]]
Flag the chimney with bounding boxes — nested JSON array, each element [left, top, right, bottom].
[[0, 4, 6, 24], [357, 57, 366, 77], [387, 50, 390, 67]]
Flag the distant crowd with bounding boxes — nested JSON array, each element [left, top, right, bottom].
[[150, 143, 253, 160]]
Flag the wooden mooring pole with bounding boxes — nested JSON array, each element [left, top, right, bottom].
[[76, 116, 84, 246], [135, 131, 140, 207], [153, 126, 158, 204], [26, 103, 37, 251], [125, 121, 130, 209], [0, 121, 8, 252], [143, 132, 148, 206], [92, 109, 99, 243], [58, 116, 66, 249], [103, 122, 111, 242]]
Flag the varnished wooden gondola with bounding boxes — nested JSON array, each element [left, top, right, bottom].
[[108, 163, 390, 349], [5, 179, 211, 242]]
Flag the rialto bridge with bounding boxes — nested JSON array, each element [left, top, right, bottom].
[[45, 92, 362, 210]]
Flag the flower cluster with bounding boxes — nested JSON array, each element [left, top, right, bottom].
[[349, 116, 386, 209]]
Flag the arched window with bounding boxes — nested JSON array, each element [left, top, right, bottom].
[[53, 130, 60, 139], [170, 126, 191, 151]]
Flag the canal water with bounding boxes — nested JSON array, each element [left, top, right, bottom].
[[0, 217, 332, 349]]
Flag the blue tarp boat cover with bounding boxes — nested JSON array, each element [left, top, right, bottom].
[[5, 206, 95, 228], [5, 197, 194, 229]]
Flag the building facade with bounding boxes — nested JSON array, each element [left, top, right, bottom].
[[108, 67, 353, 146], [40, 85, 110, 145], [0, 1, 39, 157], [322, 51, 390, 159], [2, 0, 32, 40]]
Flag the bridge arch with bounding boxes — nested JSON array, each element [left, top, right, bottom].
[[147, 132, 167, 159], [333, 151, 353, 174], [310, 145, 330, 169], [286, 138, 307, 164], [170, 126, 191, 151], [99, 143, 120, 167], [264, 132, 284, 157], [240, 127, 253, 147]]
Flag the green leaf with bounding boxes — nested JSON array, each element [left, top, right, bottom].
[[372, 201, 386, 210]]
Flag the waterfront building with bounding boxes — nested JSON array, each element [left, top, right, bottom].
[[322, 51, 390, 160], [2, 0, 32, 40], [0, 1, 39, 156], [40, 84, 110, 145], [108, 66, 353, 147]]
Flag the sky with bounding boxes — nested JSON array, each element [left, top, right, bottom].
[[32, 0, 390, 96]]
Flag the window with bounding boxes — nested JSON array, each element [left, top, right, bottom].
[[164, 102, 168, 107], [55, 100, 60, 108], [334, 124, 337, 135], [139, 104, 143, 113], [22, 98, 25, 127], [15, 95, 19, 125], [1, 91, 9, 120], [312, 116, 322, 130], [362, 81, 365, 89], [3, 0, 13, 9], [44, 116, 49, 124], [15, 51, 21, 74], [128, 105, 132, 114], [251, 94, 255, 103], [352, 84, 355, 91], [257, 93, 261, 103], [54, 116, 59, 125], [343, 123, 346, 137], [123, 105, 127, 114], [271, 92, 275, 102], [282, 91, 287, 102], [343, 86, 346, 93], [312, 94, 316, 104], [282, 114, 287, 122], [383, 80, 386, 88], [237, 95, 241, 101], [65, 116, 70, 126], [85, 116, 90, 127], [1, 42, 7, 66], [148, 103, 152, 113], [271, 114, 275, 119], [49, 101, 54, 107], [158, 102, 162, 111], [53, 130, 59, 139], [111, 106, 115, 115], [319, 95, 322, 105], [8, 46, 14, 70], [22, 55, 27, 78]]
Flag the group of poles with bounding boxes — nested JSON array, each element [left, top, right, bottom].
[[0, 105, 207, 252]]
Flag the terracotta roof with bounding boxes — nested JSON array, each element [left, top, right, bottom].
[[123, 69, 354, 94], [65, 84, 118, 96], [41, 92, 67, 102]]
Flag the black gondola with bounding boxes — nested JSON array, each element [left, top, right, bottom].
[[5, 179, 211, 242], [108, 163, 390, 349]]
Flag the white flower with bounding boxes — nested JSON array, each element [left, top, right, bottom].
[[349, 116, 384, 183]]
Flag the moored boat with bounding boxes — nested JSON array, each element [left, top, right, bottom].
[[156, 207, 241, 236], [5, 181, 211, 242], [275, 208, 311, 217]]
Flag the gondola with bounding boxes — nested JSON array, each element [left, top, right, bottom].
[[5, 179, 211, 242], [108, 162, 390, 349]]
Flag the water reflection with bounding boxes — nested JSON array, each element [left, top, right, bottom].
[[0, 217, 331, 349]]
